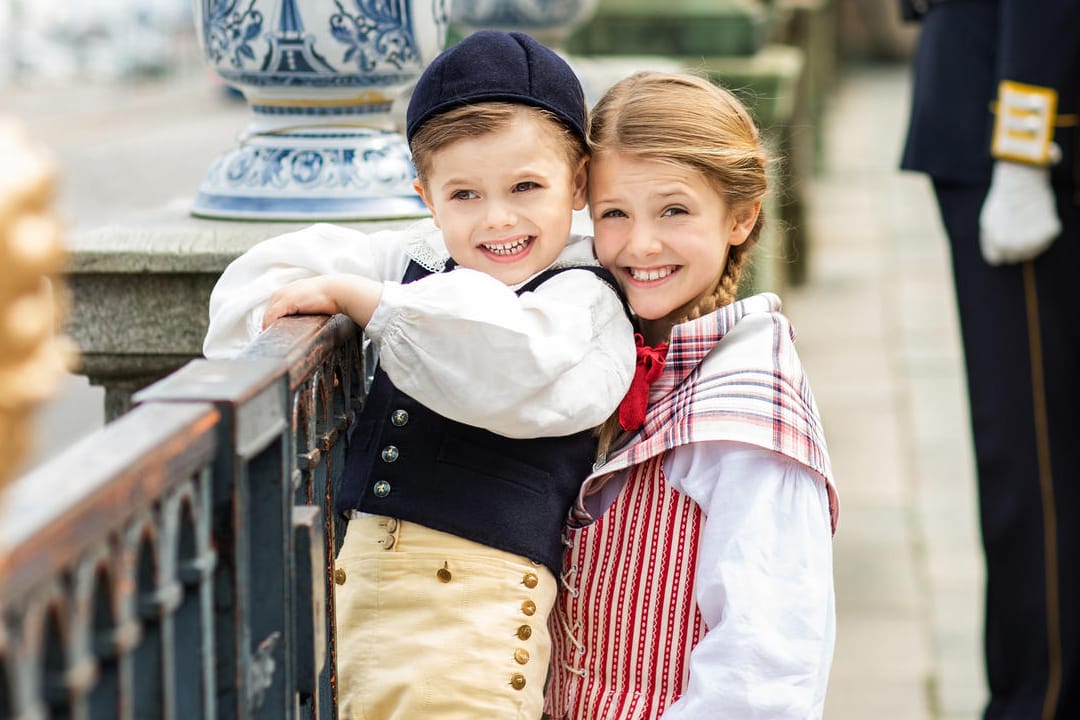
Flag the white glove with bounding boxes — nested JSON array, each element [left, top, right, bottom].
[[978, 160, 1061, 265]]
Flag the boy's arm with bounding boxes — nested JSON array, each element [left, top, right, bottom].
[[262, 274, 384, 329], [205, 225, 634, 437], [368, 266, 636, 438], [661, 441, 835, 720], [203, 223, 416, 358]]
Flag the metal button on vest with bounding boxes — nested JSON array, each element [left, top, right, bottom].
[[521, 600, 536, 616], [380, 445, 399, 463], [514, 648, 530, 665], [380, 534, 395, 550], [437, 564, 452, 583], [390, 409, 409, 427], [384, 517, 398, 533], [510, 673, 527, 691], [516, 625, 532, 641], [334, 568, 346, 585], [373, 480, 391, 498], [522, 572, 538, 589]]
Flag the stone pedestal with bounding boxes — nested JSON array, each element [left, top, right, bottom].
[[567, 0, 772, 57], [66, 200, 416, 418], [769, 0, 841, 284]]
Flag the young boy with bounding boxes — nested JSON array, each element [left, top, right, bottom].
[[203, 31, 636, 720]]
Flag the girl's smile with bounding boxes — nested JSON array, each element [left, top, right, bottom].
[[626, 265, 680, 283]]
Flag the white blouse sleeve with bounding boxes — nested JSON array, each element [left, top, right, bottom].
[[366, 266, 636, 438], [660, 441, 836, 720], [203, 222, 415, 359]]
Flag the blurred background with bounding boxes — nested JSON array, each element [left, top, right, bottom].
[[5, 0, 208, 465], [0, 0, 194, 83]]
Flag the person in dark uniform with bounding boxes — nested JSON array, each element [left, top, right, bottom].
[[900, 1, 1080, 718]]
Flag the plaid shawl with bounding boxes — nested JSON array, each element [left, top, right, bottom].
[[573, 292, 839, 533]]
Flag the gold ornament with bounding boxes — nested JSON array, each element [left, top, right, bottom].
[[0, 118, 77, 491]]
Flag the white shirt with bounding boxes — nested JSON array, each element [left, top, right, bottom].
[[562, 440, 834, 719], [575, 295, 836, 719], [662, 441, 835, 719], [203, 220, 636, 438]]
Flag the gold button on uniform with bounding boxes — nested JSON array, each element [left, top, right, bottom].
[[380, 445, 399, 463], [516, 625, 532, 641], [390, 409, 409, 427], [522, 572, 538, 589], [510, 673, 527, 690], [334, 568, 346, 585], [373, 480, 391, 498], [514, 648, 530, 665], [520, 599, 536, 616]]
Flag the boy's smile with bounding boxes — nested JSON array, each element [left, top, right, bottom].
[[414, 109, 587, 286], [479, 233, 533, 260]]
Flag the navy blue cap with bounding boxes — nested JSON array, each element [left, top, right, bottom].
[[406, 30, 587, 147]]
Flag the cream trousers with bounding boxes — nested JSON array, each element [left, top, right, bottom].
[[334, 515, 556, 720]]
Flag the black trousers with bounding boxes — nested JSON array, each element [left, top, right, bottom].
[[932, 181, 1080, 720]]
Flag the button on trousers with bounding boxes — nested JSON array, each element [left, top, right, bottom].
[[334, 515, 556, 720]]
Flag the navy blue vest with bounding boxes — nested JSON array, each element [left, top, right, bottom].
[[336, 259, 622, 575]]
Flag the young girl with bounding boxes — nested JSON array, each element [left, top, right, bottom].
[[546, 72, 840, 720], [203, 32, 636, 720]]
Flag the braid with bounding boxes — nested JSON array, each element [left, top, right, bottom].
[[675, 216, 760, 325]]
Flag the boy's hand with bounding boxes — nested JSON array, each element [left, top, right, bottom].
[[262, 275, 383, 329]]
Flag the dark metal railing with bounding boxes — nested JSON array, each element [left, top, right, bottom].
[[0, 314, 364, 720]]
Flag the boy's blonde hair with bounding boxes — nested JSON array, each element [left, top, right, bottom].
[[592, 72, 770, 458], [409, 102, 589, 189], [590, 71, 769, 319]]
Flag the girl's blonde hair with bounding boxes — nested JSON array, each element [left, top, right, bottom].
[[592, 72, 770, 458], [409, 101, 589, 188], [591, 71, 769, 320]]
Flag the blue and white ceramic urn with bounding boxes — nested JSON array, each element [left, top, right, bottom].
[[452, 0, 598, 48], [192, 0, 450, 220]]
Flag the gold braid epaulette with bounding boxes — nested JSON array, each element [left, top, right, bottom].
[[990, 81, 1074, 165]]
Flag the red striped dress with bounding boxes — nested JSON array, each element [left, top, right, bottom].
[[546, 454, 707, 720], [546, 293, 838, 719]]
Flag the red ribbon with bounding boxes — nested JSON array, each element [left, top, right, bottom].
[[618, 334, 669, 431]]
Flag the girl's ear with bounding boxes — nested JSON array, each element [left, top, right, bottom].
[[571, 157, 589, 211], [727, 198, 762, 247], [414, 178, 440, 228]]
